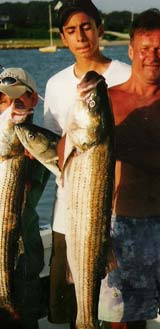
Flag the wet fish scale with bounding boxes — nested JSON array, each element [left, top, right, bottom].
[[65, 142, 114, 329], [0, 156, 25, 310], [0, 108, 26, 317], [64, 71, 115, 329]]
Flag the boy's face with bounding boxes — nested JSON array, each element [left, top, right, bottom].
[[0, 91, 38, 113], [61, 11, 103, 59]]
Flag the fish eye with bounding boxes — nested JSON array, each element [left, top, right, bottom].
[[88, 100, 96, 108], [28, 132, 35, 140]]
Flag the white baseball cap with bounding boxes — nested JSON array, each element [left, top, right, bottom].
[[0, 67, 37, 99]]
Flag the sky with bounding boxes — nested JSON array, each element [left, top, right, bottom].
[[0, 0, 160, 13], [93, 0, 160, 13]]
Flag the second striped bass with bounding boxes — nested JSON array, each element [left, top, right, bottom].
[[0, 106, 26, 317], [64, 71, 116, 329]]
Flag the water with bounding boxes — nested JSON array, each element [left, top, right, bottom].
[[0, 46, 130, 229]]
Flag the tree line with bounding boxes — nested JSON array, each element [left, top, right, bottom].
[[0, 1, 137, 40]]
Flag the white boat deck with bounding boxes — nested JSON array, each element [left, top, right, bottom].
[[147, 316, 160, 328], [39, 318, 69, 328], [40, 228, 52, 278]]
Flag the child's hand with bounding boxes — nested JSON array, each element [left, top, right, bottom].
[[24, 149, 35, 160]]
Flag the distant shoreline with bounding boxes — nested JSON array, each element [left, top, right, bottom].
[[0, 39, 129, 49]]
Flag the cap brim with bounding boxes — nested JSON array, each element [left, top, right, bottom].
[[0, 85, 27, 99]]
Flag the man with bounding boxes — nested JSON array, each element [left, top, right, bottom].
[[44, 0, 130, 328], [0, 67, 50, 329], [97, 8, 160, 329]]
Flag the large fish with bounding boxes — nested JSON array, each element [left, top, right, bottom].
[[64, 71, 115, 329], [15, 71, 116, 329], [0, 111, 59, 319], [0, 106, 26, 317]]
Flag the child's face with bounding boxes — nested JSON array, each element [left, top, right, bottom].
[[0, 91, 37, 114], [0, 93, 12, 113]]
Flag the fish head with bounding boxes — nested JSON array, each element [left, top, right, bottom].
[[67, 71, 113, 151], [15, 123, 61, 176]]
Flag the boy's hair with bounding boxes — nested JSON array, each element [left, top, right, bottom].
[[130, 8, 160, 41], [57, 0, 102, 33]]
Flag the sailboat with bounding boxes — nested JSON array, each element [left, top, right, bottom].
[[39, 4, 57, 53]]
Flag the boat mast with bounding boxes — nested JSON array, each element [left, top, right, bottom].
[[49, 4, 53, 47], [131, 6, 134, 23]]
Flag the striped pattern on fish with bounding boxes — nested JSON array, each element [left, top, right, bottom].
[[0, 155, 25, 314], [64, 71, 115, 329], [65, 142, 114, 329], [0, 106, 26, 316]]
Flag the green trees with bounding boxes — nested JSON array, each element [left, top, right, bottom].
[[0, 1, 135, 40]]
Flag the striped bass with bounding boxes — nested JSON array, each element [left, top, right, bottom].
[[15, 124, 60, 177], [15, 71, 116, 329], [64, 71, 116, 329], [0, 106, 26, 317]]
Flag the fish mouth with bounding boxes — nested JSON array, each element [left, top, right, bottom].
[[15, 124, 29, 145], [15, 124, 25, 138], [15, 123, 25, 131]]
